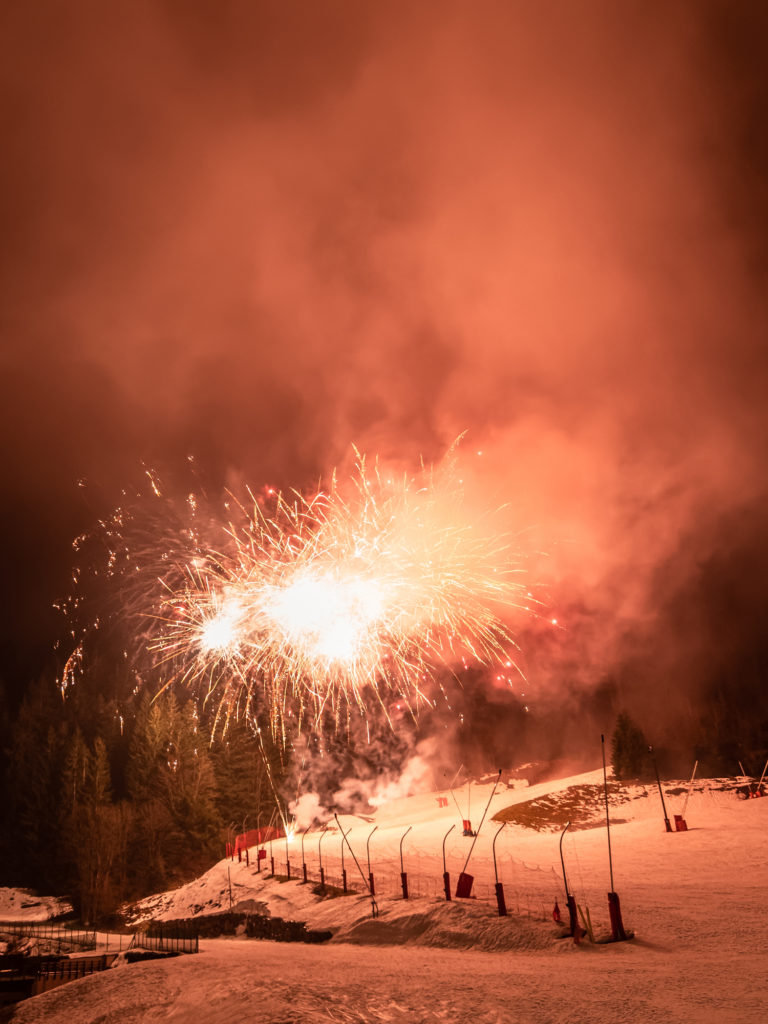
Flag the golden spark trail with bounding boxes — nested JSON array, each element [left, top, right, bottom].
[[148, 451, 531, 736], [59, 447, 534, 740]]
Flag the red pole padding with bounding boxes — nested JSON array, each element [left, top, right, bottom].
[[608, 891, 627, 941], [455, 872, 474, 898], [368, 872, 375, 897], [443, 872, 451, 901], [401, 872, 409, 899], [494, 882, 507, 917], [566, 895, 582, 942]]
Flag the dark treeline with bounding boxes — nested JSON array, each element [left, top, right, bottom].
[[0, 667, 286, 926]]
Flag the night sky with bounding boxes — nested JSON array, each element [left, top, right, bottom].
[[2, 2, 767, 755]]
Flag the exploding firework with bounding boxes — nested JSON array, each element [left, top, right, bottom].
[[60, 447, 535, 738]]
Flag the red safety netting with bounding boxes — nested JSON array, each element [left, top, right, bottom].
[[234, 826, 284, 856]]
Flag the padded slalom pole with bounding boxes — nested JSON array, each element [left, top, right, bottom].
[[366, 825, 377, 898], [567, 895, 581, 942], [300, 829, 308, 883], [649, 746, 673, 832], [336, 813, 379, 919], [492, 823, 507, 916], [602, 734, 630, 942], [318, 826, 328, 893], [607, 891, 627, 942], [456, 769, 502, 898], [494, 882, 507, 917], [442, 824, 455, 902], [400, 826, 412, 900], [559, 822, 580, 939]]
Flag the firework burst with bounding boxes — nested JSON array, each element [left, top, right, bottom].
[[61, 447, 534, 739]]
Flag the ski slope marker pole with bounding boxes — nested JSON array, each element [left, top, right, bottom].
[[335, 814, 378, 917], [492, 822, 507, 916], [650, 745, 673, 832], [601, 735, 615, 893], [400, 825, 412, 899], [602, 735, 628, 941], [366, 825, 377, 897], [442, 823, 455, 900], [460, 769, 502, 876], [559, 821, 579, 938], [681, 759, 698, 819], [318, 826, 328, 892]]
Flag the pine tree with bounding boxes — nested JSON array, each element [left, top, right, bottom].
[[611, 712, 650, 779], [67, 735, 127, 924], [126, 690, 220, 886], [210, 720, 278, 833], [5, 677, 67, 889], [125, 691, 174, 892]]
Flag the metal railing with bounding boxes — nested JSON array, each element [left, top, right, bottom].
[[0, 921, 97, 953], [130, 921, 199, 954]]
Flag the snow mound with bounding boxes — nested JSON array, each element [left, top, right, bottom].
[[0, 888, 73, 922], [330, 897, 558, 952]]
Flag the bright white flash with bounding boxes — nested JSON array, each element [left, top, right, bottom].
[[199, 601, 241, 654], [267, 573, 384, 663]]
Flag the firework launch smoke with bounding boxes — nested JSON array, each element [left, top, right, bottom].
[[2, 3, 768, 770]]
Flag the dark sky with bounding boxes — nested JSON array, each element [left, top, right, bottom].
[[2, 1, 767, 744]]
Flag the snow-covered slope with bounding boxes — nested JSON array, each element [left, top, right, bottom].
[[6, 770, 768, 1023], [0, 889, 72, 922]]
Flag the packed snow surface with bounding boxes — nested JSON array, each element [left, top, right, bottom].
[[4, 770, 767, 1023]]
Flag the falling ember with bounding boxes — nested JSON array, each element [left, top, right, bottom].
[[62, 443, 536, 738]]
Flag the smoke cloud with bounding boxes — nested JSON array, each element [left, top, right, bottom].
[[2, 2, 767, 764]]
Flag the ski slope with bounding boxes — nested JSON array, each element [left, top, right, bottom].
[[4, 769, 767, 1023]]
